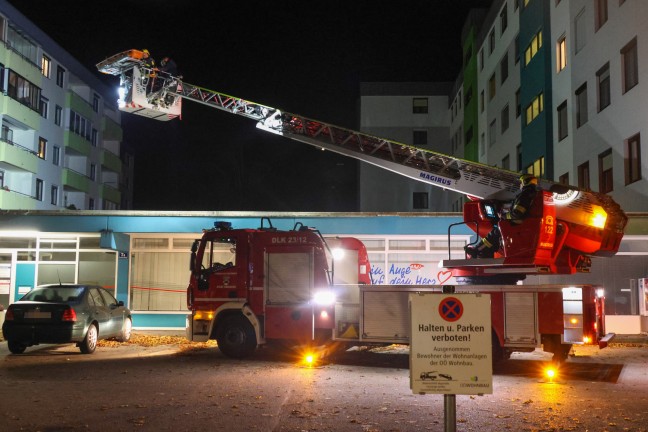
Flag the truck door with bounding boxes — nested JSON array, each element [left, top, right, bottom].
[[264, 248, 314, 341]]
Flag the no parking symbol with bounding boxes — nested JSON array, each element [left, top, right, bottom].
[[438, 297, 463, 322]]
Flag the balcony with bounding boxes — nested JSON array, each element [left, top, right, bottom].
[[101, 183, 121, 204], [102, 116, 123, 141], [0, 139, 38, 173], [67, 91, 94, 119], [0, 188, 36, 210], [0, 96, 41, 130], [101, 149, 122, 174], [62, 168, 90, 193], [64, 131, 91, 156]]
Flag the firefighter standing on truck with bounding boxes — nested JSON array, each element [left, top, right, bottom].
[[465, 173, 540, 258]]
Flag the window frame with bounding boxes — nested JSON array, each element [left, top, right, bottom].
[[598, 149, 613, 193], [575, 83, 588, 128], [597, 62, 611, 112], [557, 100, 568, 141], [624, 133, 641, 185], [557, 35, 567, 72], [621, 37, 638, 94]]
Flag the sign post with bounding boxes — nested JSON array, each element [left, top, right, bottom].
[[410, 288, 492, 431]]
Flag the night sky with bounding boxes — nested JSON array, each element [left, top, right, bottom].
[[8, 0, 492, 211]]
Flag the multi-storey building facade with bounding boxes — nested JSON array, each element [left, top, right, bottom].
[[358, 82, 460, 212], [0, 0, 128, 210]]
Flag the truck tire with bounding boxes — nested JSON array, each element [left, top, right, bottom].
[[542, 334, 571, 363], [216, 315, 257, 359]]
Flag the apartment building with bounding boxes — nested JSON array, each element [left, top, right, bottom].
[[0, 0, 128, 210], [358, 82, 460, 212]]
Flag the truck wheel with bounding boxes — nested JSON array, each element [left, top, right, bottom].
[[542, 334, 571, 363], [216, 315, 257, 359], [8, 340, 27, 354]]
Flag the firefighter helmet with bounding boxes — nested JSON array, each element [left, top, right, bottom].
[[519, 173, 538, 186], [142, 49, 150, 56]]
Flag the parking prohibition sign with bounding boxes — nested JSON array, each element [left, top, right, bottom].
[[439, 297, 463, 322]]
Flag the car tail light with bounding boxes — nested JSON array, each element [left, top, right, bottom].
[[5, 306, 14, 321], [61, 307, 77, 322]]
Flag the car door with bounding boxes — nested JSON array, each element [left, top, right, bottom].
[[99, 288, 125, 337], [88, 288, 112, 337]]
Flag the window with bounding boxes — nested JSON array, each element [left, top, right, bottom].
[[464, 86, 472, 106], [500, 6, 508, 35], [525, 93, 544, 125], [489, 119, 497, 147], [479, 49, 484, 71], [621, 37, 638, 93], [625, 133, 641, 185], [514, 0, 519, 10], [90, 164, 97, 181], [89, 198, 95, 210], [413, 98, 428, 114], [39, 96, 48, 118], [501, 104, 510, 133], [575, 9, 587, 54], [575, 83, 588, 127], [515, 88, 521, 117], [597, 62, 611, 112], [557, 35, 567, 72], [413, 192, 429, 210], [92, 93, 100, 113], [502, 155, 510, 170], [56, 66, 65, 87], [489, 30, 495, 54], [36, 179, 43, 201], [465, 126, 473, 145], [598, 149, 613, 193], [525, 30, 543, 65], [500, 52, 509, 84], [480, 133, 485, 156], [413, 130, 427, 146], [69, 110, 92, 141], [91, 129, 98, 147], [515, 34, 520, 64], [6, 70, 42, 111], [557, 101, 568, 140], [51, 185, 58, 206], [559, 173, 569, 185], [516, 144, 522, 171], [41, 55, 51, 78], [55, 105, 63, 126], [528, 156, 545, 178], [578, 161, 590, 189], [480, 90, 485, 112], [489, 73, 496, 100], [1, 126, 13, 143], [38, 137, 47, 160], [52, 146, 60, 166], [595, 0, 608, 31]]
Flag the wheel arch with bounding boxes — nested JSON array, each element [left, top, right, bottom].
[[209, 303, 262, 346]]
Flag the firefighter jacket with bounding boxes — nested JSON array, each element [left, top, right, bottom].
[[503, 184, 539, 222]]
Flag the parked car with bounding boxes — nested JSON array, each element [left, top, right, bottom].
[[2, 284, 132, 354]]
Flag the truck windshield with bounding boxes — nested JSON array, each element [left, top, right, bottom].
[[202, 238, 236, 271]]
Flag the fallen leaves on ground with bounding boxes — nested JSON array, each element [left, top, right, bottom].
[[97, 334, 217, 353]]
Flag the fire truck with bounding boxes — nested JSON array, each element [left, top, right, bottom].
[[97, 50, 625, 362]]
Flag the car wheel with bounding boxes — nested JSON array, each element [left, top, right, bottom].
[[80, 323, 98, 354], [7, 340, 26, 354], [119, 317, 133, 342], [216, 315, 257, 359]]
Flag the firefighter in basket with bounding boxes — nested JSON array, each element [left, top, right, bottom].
[[464, 173, 540, 258]]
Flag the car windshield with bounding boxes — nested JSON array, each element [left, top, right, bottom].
[[21, 287, 85, 303]]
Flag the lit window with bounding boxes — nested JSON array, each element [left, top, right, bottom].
[[38, 137, 47, 159], [525, 93, 544, 125], [557, 36, 567, 72], [525, 30, 543, 66], [41, 55, 51, 78]]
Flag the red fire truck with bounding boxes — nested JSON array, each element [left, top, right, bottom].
[[97, 50, 623, 362]]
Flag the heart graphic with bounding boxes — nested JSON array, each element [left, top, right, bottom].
[[437, 270, 453, 284]]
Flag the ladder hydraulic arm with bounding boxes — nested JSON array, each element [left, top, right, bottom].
[[96, 50, 627, 260]]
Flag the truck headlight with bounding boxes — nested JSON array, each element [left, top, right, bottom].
[[313, 291, 336, 306]]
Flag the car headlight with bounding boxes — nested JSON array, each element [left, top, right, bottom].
[[313, 291, 336, 306]]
